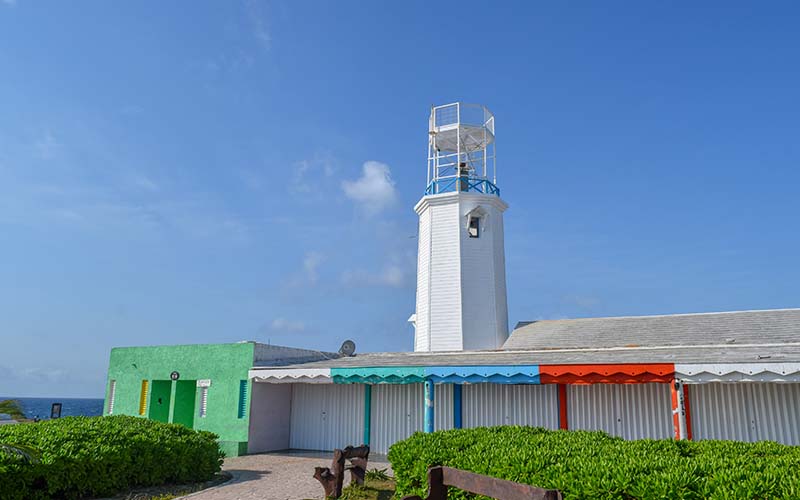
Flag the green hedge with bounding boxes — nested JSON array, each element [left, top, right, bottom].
[[0, 415, 223, 500], [388, 426, 800, 499]]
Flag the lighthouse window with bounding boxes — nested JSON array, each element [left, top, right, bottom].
[[468, 216, 480, 238]]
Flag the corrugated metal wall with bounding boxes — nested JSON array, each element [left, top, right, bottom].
[[750, 383, 800, 444], [371, 384, 424, 454], [435, 383, 454, 432], [690, 383, 800, 445], [568, 383, 672, 440], [567, 384, 617, 434], [463, 384, 559, 429], [290, 383, 364, 451]]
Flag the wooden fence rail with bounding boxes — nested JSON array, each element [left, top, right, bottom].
[[401, 466, 562, 500]]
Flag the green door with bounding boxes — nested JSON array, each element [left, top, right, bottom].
[[148, 380, 172, 423], [172, 380, 196, 429]]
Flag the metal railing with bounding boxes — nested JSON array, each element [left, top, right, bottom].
[[425, 176, 500, 196]]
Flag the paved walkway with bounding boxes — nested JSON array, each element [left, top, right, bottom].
[[182, 451, 392, 500]]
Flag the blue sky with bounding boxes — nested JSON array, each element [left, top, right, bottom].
[[2, 2, 799, 398]]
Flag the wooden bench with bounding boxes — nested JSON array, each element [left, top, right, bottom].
[[401, 466, 562, 500]]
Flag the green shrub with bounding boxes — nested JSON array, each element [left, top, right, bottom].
[[388, 426, 800, 500], [0, 415, 223, 500]]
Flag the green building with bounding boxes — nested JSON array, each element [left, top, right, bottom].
[[103, 341, 329, 456]]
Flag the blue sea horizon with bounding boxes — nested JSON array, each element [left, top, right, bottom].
[[1, 396, 104, 419]]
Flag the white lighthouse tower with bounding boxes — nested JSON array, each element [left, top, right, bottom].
[[411, 102, 509, 352]]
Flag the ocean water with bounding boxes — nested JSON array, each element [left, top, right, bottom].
[[0, 397, 104, 420]]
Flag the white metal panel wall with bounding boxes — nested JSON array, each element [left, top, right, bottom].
[[617, 384, 672, 440], [568, 384, 672, 440], [464, 383, 505, 427], [464, 384, 558, 429], [690, 383, 800, 445], [568, 384, 617, 435], [750, 383, 800, 444], [507, 385, 559, 428], [371, 384, 424, 454], [689, 383, 752, 442], [435, 383, 454, 432], [290, 384, 364, 451]]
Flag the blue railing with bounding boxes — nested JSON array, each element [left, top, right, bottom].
[[425, 177, 500, 196]]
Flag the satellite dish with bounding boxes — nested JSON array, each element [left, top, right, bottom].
[[339, 339, 356, 357]]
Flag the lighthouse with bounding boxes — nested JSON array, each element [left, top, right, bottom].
[[411, 102, 509, 352]]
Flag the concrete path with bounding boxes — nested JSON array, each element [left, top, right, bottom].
[[182, 451, 392, 500]]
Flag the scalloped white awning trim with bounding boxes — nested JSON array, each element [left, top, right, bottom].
[[249, 368, 332, 383], [676, 363, 800, 383]]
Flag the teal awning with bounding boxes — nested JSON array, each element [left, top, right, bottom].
[[332, 367, 425, 384]]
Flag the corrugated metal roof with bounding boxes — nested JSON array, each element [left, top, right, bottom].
[[254, 343, 800, 369], [504, 308, 800, 350]]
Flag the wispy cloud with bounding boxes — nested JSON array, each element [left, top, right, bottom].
[[0, 364, 71, 384], [244, 0, 271, 51], [237, 168, 265, 191], [303, 251, 325, 284], [342, 161, 397, 215], [2, 0, 17, 6], [291, 155, 335, 194], [34, 131, 61, 160], [270, 317, 306, 332], [341, 263, 406, 288], [131, 174, 159, 192]]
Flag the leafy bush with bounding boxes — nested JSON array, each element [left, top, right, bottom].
[[0, 415, 223, 500], [388, 426, 800, 500], [365, 467, 391, 481]]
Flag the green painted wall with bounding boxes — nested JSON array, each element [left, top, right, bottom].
[[104, 343, 255, 457]]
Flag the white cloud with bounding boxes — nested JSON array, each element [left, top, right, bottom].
[[303, 251, 325, 284], [341, 264, 406, 288], [341, 161, 397, 215], [244, 0, 271, 51], [270, 318, 305, 332], [291, 156, 335, 194]]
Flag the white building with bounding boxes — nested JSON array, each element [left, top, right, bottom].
[[246, 102, 800, 455]]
